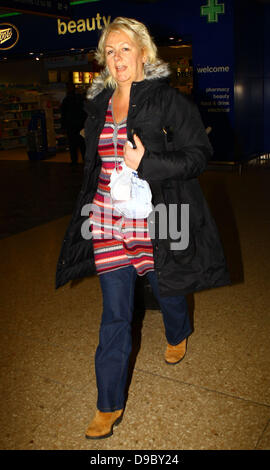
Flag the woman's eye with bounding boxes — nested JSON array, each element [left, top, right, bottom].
[[106, 50, 114, 56]]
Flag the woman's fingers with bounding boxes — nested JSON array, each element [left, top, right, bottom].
[[124, 134, 145, 170], [133, 133, 143, 149]]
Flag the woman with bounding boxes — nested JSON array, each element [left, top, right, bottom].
[[56, 17, 230, 439]]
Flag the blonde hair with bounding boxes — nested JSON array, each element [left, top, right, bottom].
[[95, 17, 158, 89]]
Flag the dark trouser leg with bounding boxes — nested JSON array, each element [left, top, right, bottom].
[[67, 130, 78, 164], [78, 134, 86, 161], [146, 270, 192, 345], [95, 266, 137, 412]]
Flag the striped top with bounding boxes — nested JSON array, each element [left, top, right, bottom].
[[91, 97, 154, 276]]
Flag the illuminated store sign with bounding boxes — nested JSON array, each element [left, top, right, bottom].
[[0, 0, 71, 19], [0, 23, 19, 50], [200, 0, 225, 23], [57, 13, 111, 35]]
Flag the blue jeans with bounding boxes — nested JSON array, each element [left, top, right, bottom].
[[95, 266, 191, 412]]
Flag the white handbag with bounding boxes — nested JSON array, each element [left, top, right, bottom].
[[109, 162, 153, 219]]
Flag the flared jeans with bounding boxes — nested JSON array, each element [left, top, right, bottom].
[[95, 266, 191, 412]]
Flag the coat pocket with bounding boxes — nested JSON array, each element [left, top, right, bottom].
[[160, 180, 196, 265], [167, 202, 196, 265], [170, 231, 196, 265], [132, 122, 166, 153], [162, 126, 175, 151]]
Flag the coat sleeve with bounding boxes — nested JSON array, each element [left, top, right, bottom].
[[137, 89, 213, 181]]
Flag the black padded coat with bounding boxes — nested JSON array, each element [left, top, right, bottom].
[[56, 65, 230, 296]]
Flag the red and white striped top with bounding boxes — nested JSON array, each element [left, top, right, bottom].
[[91, 97, 154, 276]]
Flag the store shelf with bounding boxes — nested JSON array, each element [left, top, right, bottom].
[[2, 126, 28, 130], [52, 102, 68, 150], [0, 96, 40, 150], [1, 135, 27, 140]]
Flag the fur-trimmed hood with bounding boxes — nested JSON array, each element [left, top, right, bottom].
[[87, 60, 171, 100]]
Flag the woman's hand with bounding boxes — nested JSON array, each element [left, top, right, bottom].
[[123, 134, 145, 170]]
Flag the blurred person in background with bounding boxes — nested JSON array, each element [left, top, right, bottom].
[[61, 82, 87, 165]]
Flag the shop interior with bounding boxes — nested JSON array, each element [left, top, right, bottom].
[[0, 42, 193, 155]]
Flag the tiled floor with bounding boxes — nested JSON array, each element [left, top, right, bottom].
[[0, 148, 269, 450]]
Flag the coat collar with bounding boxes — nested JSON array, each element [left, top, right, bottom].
[[86, 60, 171, 101]]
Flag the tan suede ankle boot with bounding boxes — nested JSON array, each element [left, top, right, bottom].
[[85, 409, 123, 440], [165, 338, 187, 365]]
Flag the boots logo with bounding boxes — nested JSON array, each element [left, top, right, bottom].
[[0, 23, 19, 50]]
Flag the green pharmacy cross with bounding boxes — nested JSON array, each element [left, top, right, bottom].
[[201, 0, 225, 23]]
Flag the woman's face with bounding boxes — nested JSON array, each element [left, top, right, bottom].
[[104, 29, 145, 87]]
